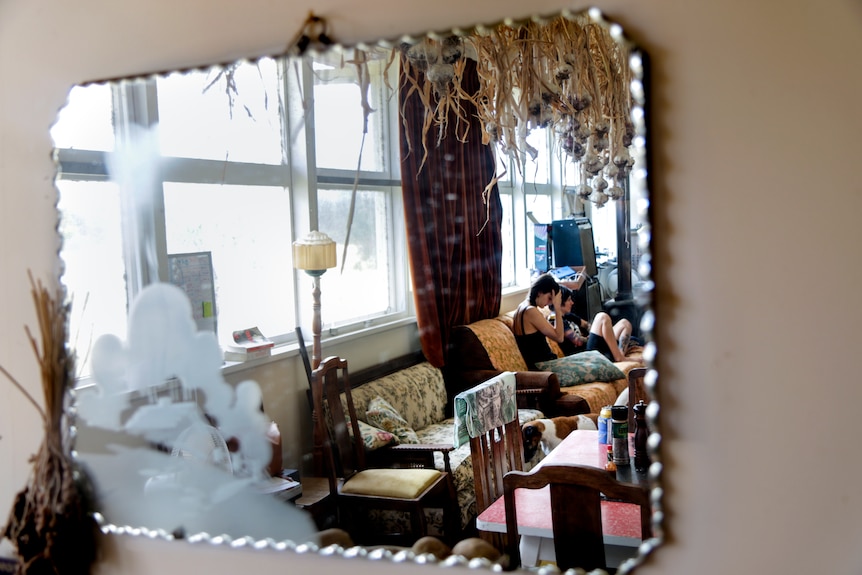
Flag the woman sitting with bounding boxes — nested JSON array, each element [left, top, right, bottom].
[[512, 274, 566, 370], [550, 284, 635, 361], [514, 274, 632, 369]]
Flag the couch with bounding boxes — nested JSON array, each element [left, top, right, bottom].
[[446, 314, 644, 415], [339, 361, 543, 533]]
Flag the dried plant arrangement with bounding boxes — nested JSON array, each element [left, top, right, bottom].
[[1, 273, 100, 575], [398, 10, 636, 209]]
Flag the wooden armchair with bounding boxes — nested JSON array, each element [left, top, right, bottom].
[[310, 356, 459, 546], [503, 463, 651, 571]]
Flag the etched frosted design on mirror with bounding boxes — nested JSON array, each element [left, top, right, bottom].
[[57, 7, 660, 574], [75, 282, 317, 542]]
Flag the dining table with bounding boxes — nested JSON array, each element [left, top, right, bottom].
[[475, 429, 648, 569]]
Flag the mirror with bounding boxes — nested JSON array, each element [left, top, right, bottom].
[[55, 7, 659, 573]]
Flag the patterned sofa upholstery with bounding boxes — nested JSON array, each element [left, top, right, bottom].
[[447, 314, 644, 415], [342, 361, 543, 532]]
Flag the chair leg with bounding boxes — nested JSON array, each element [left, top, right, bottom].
[[410, 505, 427, 541]]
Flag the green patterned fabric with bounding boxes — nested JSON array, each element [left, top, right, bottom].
[[453, 372, 517, 448], [365, 396, 420, 444], [535, 350, 626, 387]]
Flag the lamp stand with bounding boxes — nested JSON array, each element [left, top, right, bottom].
[[305, 269, 326, 370]]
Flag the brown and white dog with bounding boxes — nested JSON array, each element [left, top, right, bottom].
[[522, 414, 599, 461]]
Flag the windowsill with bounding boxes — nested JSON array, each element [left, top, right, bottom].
[[220, 316, 418, 375], [502, 283, 529, 297], [73, 316, 419, 389]]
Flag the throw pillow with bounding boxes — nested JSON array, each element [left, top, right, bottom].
[[534, 350, 626, 387], [348, 418, 397, 450], [365, 396, 420, 444]]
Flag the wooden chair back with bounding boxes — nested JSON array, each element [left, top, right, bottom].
[[311, 356, 366, 491], [503, 463, 651, 571], [470, 418, 525, 513]]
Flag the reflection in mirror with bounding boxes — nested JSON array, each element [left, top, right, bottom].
[[54, 7, 659, 574]]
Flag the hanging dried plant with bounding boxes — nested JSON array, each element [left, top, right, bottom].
[[1, 273, 100, 575], [397, 11, 635, 209], [399, 37, 472, 174]]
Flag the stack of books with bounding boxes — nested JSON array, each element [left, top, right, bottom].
[[256, 476, 303, 502], [223, 327, 274, 362]]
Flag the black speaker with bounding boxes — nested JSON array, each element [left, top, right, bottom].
[[585, 278, 603, 319], [575, 277, 603, 321], [577, 222, 598, 277]]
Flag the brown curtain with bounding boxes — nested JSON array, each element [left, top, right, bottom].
[[399, 58, 503, 367]]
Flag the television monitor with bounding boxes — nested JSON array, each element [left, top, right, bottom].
[[551, 219, 583, 269], [551, 218, 597, 277]]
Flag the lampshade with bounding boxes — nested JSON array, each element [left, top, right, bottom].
[[292, 230, 337, 271]]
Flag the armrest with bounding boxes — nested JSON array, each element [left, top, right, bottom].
[[514, 371, 561, 397]]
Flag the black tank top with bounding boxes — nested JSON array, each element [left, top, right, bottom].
[[513, 306, 556, 370]]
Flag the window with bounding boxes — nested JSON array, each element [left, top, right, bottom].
[[53, 52, 408, 378], [317, 187, 401, 326], [497, 124, 643, 287], [311, 48, 408, 332]]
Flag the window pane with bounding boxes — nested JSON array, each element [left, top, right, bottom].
[[591, 202, 618, 260], [163, 183, 294, 344], [317, 188, 393, 324], [313, 53, 386, 172], [562, 157, 580, 187], [500, 192, 515, 285], [525, 193, 552, 270], [51, 84, 115, 152], [523, 128, 550, 184], [58, 180, 128, 377], [157, 58, 285, 165]]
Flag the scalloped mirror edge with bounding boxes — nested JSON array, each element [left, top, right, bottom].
[[60, 6, 661, 574]]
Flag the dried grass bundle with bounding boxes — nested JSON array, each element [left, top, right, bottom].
[[1, 273, 100, 575], [398, 12, 635, 208]]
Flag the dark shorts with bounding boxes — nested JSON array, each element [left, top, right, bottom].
[[586, 333, 615, 362]]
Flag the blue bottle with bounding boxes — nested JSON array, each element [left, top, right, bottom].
[[597, 405, 612, 444]]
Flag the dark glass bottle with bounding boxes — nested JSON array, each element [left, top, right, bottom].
[[610, 405, 630, 465], [633, 400, 650, 472]]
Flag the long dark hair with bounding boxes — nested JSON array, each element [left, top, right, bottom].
[[528, 273, 560, 305]]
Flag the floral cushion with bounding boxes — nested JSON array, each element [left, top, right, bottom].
[[365, 396, 420, 444], [345, 362, 447, 431], [535, 350, 626, 387], [349, 419, 397, 450]]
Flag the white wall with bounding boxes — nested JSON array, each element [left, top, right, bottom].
[[2, 1, 862, 574]]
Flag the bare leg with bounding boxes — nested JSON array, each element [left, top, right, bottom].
[[589, 312, 627, 362], [614, 318, 633, 355]]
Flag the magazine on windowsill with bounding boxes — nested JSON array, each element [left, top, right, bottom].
[[223, 326, 274, 361]]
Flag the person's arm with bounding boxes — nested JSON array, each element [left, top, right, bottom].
[[526, 296, 565, 342]]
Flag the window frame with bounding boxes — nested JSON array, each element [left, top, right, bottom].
[[55, 53, 413, 380]]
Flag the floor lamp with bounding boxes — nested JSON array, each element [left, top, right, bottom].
[[292, 231, 337, 370]]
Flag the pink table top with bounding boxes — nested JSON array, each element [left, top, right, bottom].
[[475, 429, 643, 544]]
